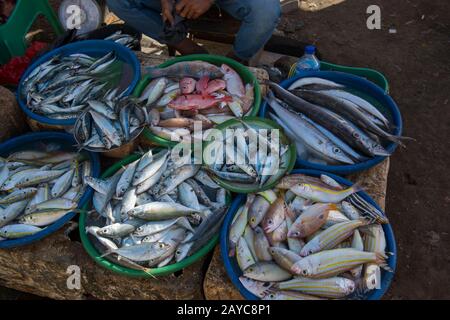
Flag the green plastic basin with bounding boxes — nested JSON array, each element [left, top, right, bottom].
[[79, 153, 223, 277], [133, 54, 262, 147]]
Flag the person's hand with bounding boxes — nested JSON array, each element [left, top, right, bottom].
[[161, 0, 175, 26], [175, 0, 214, 20]]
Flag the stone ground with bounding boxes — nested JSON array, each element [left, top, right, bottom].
[[1, 0, 449, 299]]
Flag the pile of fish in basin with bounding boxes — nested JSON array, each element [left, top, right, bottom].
[[266, 73, 410, 173], [202, 117, 296, 193], [82, 148, 229, 273], [225, 172, 395, 300], [0, 134, 95, 245], [136, 56, 258, 145], [73, 94, 145, 152], [18, 40, 140, 126]]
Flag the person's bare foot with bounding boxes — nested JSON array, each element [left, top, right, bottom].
[[226, 51, 249, 66], [172, 38, 208, 55]]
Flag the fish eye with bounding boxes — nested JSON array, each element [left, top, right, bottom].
[[268, 219, 273, 224], [269, 294, 275, 299], [308, 250, 313, 255], [333, 147, 341, 153], [302, 270, 308, 275], [353, 132, 360, 138]]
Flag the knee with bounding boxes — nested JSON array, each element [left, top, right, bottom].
[[248, 0, 281, 26]]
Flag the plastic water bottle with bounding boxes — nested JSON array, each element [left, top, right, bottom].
[[295, 45, 320, 74]]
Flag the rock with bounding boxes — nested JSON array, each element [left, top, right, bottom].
[[203, 159, 390, 299], [0, 86, 28, 142], [0, 226, 206, 299]]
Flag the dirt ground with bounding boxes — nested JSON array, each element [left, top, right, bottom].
[[1, 0, 449, 300]]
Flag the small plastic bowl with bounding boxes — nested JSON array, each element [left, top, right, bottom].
[[203, 116, 297, 194], [260, 71, 403, 175], [17, 40, 141, 128], [220, 169, 397, 300], [79, 152, 228, 277], [0, 131, 100, 249], [134, 54, 262, 148]]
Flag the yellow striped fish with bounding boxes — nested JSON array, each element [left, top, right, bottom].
[[277, 277, 355, 299], [300, 220, 366, 256], [363, 225, 387, 291], [263, 290, 323, 300], [290, 183, 362, 203], [291, 248, 387, 279]]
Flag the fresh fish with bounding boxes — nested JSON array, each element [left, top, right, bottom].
[[221, 64, 245, 97], [291, 248, 388, 279], [244, 262, 292, 282], [236, 237, 256, 271], [248, 196, 271, 228], [288, 203, 336, 238], [261, 197, 286, 233], [254, 226, 272, 261], [290, 183, 362, 203], [239, 277, 275, 299], [276, 277, 355, 299], [0, 224, 42, 239], [144, 61, 224, 79]]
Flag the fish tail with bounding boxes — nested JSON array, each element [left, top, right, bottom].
[[375, 252, 393, 272], [385, 134, 415, 148], [351, 183, 364, 194], [100, 250, 113, 258]]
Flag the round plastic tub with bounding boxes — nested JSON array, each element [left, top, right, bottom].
[[203, 116, 297, 194], [17, 40, 141, 128], [79, 153, 226, 277], [260, 71, 403, 175], [220, 169, 397, 300], [134, 54, 261, 147], [0, 131, 100, 248]]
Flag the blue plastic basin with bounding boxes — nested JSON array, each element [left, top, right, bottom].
[[0, 132, 100, 248], [220, 169, 397, 300], [17, 40, 141, 127], [260, 71, 403, 175]]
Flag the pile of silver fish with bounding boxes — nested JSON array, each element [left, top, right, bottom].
[[0, 148, 91, 240], [104, 31, 139, 49], [74, 95, 145, 151], [140, 61, 254, 142], [205, 121, 290, 188], [21, 52, 122, 120], [230, 173, 391, 300], [85, 148, 228, 270], [268, 78, 411, 165]]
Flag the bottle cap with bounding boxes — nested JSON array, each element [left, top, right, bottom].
[[305, 45, 316, 54]]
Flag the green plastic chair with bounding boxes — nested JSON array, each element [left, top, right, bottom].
[[0, 0, 64, 64]]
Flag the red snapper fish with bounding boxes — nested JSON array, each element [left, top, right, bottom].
[[168, 94, 232, 111], [205, 79, 227, 95]]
